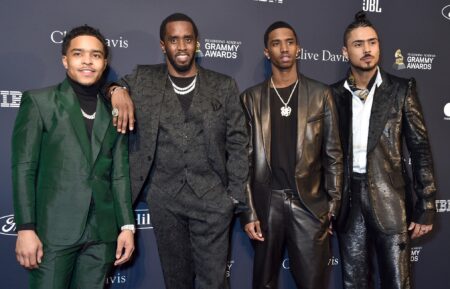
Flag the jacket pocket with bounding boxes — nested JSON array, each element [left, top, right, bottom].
[[389, 171, 405, 189], [307, 113, 325, 123]]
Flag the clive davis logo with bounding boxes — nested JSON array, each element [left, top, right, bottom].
[[51, 30, 129, 48], [105, 271, 127, 285], [1, 90, 22, 109], [135, 209, 152, 230], [299, 48, 347, 63], [282, 256, 338, 269], [0, 214, 17, 236], [199, 39, 242, 59], [392, 49, 436, 71]]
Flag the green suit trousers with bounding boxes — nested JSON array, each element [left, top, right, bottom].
[[29, 208, 116, 289]]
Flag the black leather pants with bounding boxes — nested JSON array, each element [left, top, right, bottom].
[[338, 174, 411, 289], [253, 189, 330, 289]]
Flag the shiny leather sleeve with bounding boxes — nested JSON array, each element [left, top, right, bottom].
[[402, 78, 437, 225], [11, 92, 43, 226], [239, 91, 258, 225], [322, 88, 344, 217]]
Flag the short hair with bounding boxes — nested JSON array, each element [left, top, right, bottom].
[[264, 21, 298, 48], [343, 11, 379, 46], [62, 25, 109, 59], [160, 13, 199, 41]]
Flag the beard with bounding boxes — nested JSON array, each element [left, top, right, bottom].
[[350, 54, 379, 72], [350, 60, 379, 72], [166, 52, 195, 73], [353, 63, 377, 72]]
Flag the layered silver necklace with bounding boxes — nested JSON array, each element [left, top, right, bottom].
[[168, 74, 197, 95], [270, 78, 299, 117]]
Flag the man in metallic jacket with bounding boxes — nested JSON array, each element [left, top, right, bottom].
[[331, 12, 437, 289]]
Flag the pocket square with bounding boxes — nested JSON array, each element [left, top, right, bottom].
[[211, 99, 222, 111]]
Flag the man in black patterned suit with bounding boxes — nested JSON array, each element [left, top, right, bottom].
[[108, 13, 248, 289]]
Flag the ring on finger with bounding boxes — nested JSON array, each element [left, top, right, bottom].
[[112, 107, 119, 117]]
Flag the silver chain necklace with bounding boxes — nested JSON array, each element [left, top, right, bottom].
[[270, 78, 299, 117], [81, 108, 96, 119], [168, 74, 197, 95]]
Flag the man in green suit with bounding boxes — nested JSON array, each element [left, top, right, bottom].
[[11, 25, 135, 289]]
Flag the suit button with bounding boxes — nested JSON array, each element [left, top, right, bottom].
[[140, 176, 144, 181], [147, 156, 152, 161]]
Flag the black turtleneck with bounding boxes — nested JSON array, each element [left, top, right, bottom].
[[67, 75, 103, 140]]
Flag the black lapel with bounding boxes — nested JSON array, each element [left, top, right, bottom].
[[367, 71, 398, 153], [332, 80, 352, 156]]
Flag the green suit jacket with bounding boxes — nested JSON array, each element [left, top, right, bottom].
[[12, 79, 134, 245]]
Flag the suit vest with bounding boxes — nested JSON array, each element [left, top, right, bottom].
[[148, 85, 222, 197]]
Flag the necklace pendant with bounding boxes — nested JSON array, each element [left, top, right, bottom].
[[280, 105, 291, 117]]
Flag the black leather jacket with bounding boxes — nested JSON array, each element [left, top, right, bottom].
[[240, 74, 343, 228]]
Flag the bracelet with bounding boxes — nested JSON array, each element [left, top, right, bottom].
[[110, 86, 127, 97]]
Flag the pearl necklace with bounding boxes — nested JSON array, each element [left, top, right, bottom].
[[270, 78, 299, 117], [168, 74, 197, 95], [79, 94, 98, 119], [81, 108, 95, 119]]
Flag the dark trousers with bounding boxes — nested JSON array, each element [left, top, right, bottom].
[[30, 209, 116, 289], [253, 189, 330, 289], [338, 174, 411, 289], [148, 183, 234, 289]]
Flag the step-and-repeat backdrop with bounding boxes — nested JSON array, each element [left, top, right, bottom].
[[1, 0, 449, 288]]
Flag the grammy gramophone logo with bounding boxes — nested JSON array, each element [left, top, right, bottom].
[[392, 49, 406, 70]]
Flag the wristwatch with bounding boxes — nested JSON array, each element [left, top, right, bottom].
[[121, 224, 136, 234]]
